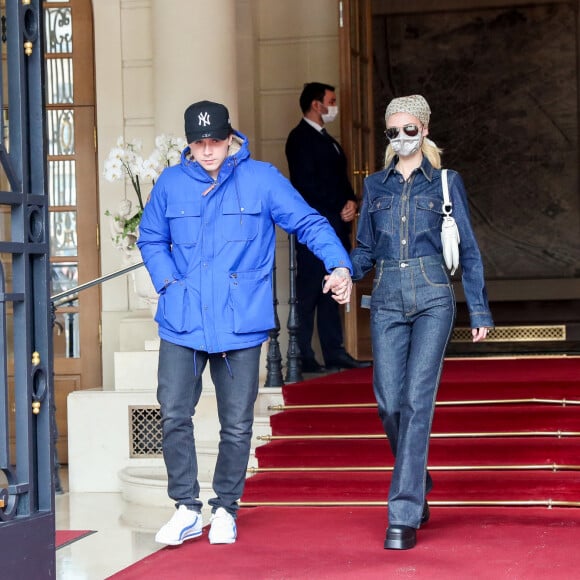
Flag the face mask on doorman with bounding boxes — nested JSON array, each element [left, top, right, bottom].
[[322, 106, 338, 124]]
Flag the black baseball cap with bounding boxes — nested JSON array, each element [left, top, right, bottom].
[[184, 100, 232, 143]]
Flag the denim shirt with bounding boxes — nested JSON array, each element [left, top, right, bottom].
[[350, 156, 494, 329]]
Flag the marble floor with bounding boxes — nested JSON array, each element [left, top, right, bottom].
[[54, 368, 338, 578], [56, 491, 162, 579], [55, 471, 212, 580]]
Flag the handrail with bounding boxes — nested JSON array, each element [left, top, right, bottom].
[[51, 260, 145, 304], [50, 252, 288, 388], [47, 259, 148, 494]]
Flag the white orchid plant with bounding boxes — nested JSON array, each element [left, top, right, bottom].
[[104, 134, 186, 254]]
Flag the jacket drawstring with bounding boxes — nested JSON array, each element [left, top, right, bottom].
[[193, 351, 232, 377], [222, 352, 233, 377]]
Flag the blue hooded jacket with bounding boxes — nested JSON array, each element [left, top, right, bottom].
[[137, 131, 353, 353]]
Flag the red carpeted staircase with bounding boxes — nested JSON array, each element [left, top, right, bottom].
[[242, 357, 580, 508], [111, 357, 580, 580]]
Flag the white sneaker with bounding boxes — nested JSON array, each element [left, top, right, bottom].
[[208, 507, 237, 544], [155, 505, 203, 545]]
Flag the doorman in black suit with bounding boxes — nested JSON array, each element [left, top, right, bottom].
[[285, 82, 371, 372]]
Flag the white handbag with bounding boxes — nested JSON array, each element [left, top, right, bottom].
[[440, 169, 460, 275]]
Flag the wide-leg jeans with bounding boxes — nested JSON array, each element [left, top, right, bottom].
[[370, 255, 455, 528], [157, 339, 261, 516]]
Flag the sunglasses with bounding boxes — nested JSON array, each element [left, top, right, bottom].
[[384, 124, 420, 140]]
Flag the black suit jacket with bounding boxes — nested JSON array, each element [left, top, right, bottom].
[[285, 119, 356, 249]]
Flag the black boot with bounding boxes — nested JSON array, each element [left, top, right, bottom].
[[384, 525, 416, 550]]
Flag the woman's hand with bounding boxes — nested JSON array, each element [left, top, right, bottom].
[[472, 327, 490, 342]]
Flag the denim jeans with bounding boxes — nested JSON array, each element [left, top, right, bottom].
[[157, 339, 261, 517], [370, 255, 455, 528]]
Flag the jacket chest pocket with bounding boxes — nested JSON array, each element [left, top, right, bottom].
[[221, 198, 261, 241], [414, 196, 443, 234], [369, 196, 394, 234], [166, 201, 201, 244]]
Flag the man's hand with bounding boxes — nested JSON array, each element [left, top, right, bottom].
[[340, 200, 357, 223], [323, 267, 353, 305]]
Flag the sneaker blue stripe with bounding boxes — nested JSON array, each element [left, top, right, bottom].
[[179, 516, 201, 541]]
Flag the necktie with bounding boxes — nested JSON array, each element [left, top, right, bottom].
[[321, 128, 340, 154]]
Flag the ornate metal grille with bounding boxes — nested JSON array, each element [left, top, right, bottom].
[[129, 406, 163, 458], [451, 325, 566, 343], [0, 1, 55, 575]]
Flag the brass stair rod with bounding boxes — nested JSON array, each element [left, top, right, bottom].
[[247, 463, 580, 474], [239, 499, 580, 508], [269, 397, 580, 411], [258, 430, 580, 441]]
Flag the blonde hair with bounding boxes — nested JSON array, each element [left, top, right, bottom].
[[384, 137, 443, 169]]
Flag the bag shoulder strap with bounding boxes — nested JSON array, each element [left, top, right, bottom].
[[441, 168, 452, 215]]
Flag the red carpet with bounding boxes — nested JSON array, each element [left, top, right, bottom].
[[110, 356, 580, 578], [109, 506, 580, 579], [55, 529, 95, 549], [243, 356, 580, 507], [281, 357, 580, 405]]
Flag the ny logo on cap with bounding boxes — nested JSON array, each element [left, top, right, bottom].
[[198, 112, 211, 127]]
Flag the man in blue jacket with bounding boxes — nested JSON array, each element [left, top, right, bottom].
[[138, 100, 353, 546]]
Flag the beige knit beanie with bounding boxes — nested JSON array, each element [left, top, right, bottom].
[[385, 95, 431, 126]]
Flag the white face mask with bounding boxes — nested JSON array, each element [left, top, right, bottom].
[[390, 133, 422, 157], [322, 106, 338, 124]]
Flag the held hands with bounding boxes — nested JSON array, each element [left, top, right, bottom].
[[472, 327, 491, 343], [322, 267, 353, 305]]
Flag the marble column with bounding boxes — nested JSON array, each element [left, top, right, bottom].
[[151, 0, 239, 135]]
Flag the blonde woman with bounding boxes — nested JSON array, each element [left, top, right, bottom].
[[350, 95, 493, 550]]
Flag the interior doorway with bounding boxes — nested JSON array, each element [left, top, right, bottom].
[[339, 0, 374, 361], [45, 0, 101, 463], [340, 0, 580, 356]]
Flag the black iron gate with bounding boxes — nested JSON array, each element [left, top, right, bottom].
[[0, 1, 54, 577]]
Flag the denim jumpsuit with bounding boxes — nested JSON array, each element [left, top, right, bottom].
[[350, 156, 493, 528]]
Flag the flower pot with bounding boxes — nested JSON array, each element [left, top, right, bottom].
[[123, 250, 158, 316]]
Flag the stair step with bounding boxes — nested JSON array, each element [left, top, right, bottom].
[[282, 378, 580, 406], [254, 437, 580, 468], [241, 470, 580, 506], [270, 405, 580, 436]]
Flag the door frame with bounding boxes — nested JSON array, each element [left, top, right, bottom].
[[338, 0, 374, 359], [46, 0, 101, 463]]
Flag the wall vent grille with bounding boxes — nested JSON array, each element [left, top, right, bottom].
[[451, 325, 566, 343], [129, 406, 163, 458]]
